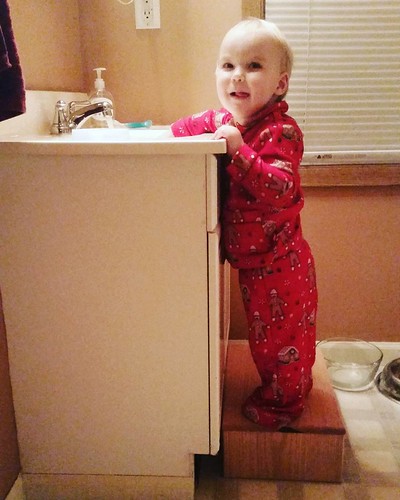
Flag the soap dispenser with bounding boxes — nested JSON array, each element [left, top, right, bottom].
[[88, 67, 115, 126]]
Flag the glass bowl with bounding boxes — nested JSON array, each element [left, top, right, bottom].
[[317, 337, 383, 391]]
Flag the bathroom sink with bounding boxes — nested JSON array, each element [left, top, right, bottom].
[[70, 127, 172, 141], [0, 126, 225, 154]]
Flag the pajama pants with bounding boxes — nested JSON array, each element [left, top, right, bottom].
[[238, 239, 317, 430]]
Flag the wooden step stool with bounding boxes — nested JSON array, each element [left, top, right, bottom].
[[222, 341, 346, 483]]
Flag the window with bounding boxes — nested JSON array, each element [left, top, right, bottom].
[[265, 0, 400, 165]]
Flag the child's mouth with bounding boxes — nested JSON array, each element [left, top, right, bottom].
[[231, 92, 250, 99]]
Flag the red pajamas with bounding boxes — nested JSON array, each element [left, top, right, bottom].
[[172, 101, 317, 429], [238, 239, 317, 429]]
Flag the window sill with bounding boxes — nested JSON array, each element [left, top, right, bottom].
[[300, 164, 400, 187]]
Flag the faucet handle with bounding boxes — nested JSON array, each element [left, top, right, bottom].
[[68, 100, 92, 115], [50, 100, 70, 134]]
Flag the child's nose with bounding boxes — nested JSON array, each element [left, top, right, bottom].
[[232, 68, 245, 82]]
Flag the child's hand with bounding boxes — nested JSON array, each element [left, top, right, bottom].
[[214, 125, 244, 157]]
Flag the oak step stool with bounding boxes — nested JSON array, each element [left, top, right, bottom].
[[222, 341, 346, 482]]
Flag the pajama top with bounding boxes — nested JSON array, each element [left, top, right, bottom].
[[171, 101, 306, 270]]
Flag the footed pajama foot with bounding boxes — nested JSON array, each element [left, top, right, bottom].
[[242, 387, 306, 430]]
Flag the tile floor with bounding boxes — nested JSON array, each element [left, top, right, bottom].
[[195, 343, 400, 499]]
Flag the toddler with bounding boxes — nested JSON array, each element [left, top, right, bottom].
[[171, 19, 317, 430]]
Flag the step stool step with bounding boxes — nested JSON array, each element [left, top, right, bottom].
[[222, 341, 346, 482]]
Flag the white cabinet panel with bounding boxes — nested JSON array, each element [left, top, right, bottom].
[[0, 152, 225, 481], [206, 155, 220, 232], [207, 228, 230, 455]]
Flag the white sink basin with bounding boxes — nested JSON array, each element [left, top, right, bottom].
[[0, 129, 219, 144], [70, 127, 173, 141]]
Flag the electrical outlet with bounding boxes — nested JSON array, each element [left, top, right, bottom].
[[135, 0, 160, 30]]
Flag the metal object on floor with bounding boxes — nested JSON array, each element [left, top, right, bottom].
[[376, 358, 400, 404]]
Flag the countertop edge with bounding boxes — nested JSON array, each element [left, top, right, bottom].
[[0, 138, 227, 156]]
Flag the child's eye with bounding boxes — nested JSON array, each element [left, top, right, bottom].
[[249, 62, 262, 70], [222, 62, 234, 70]]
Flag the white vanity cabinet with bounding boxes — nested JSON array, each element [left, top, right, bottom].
[[0, 136, 229, 498]]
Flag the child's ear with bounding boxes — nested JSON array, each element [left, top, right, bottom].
[[275, 72, 289, 96]]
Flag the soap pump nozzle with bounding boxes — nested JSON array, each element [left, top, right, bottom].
[[88, 67, 115, 125], [94, 67, 106, 91]]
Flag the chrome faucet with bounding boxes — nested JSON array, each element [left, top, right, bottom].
[[50, 99, 113, 134]]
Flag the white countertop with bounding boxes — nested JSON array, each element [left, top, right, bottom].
[[0, 130, 227, 156]]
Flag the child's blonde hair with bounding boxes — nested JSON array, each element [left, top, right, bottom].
[[225, 18, 294, 99]]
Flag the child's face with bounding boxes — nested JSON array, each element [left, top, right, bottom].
[[216, 27, 288, 125]]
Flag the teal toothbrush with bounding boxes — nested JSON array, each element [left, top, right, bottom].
[[124, 120, 153, 128]]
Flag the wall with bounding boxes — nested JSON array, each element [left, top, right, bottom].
[[9, 0, 84, 91], [78, 0, 241, 124], [230, 185, 400, 342], [9, 0, 242, 124], [0, 293, 20, 499]]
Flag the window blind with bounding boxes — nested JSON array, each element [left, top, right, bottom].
[[265, 0, 400, 164]]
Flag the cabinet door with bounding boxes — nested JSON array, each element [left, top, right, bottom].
[[0, 154, 211, 476]]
